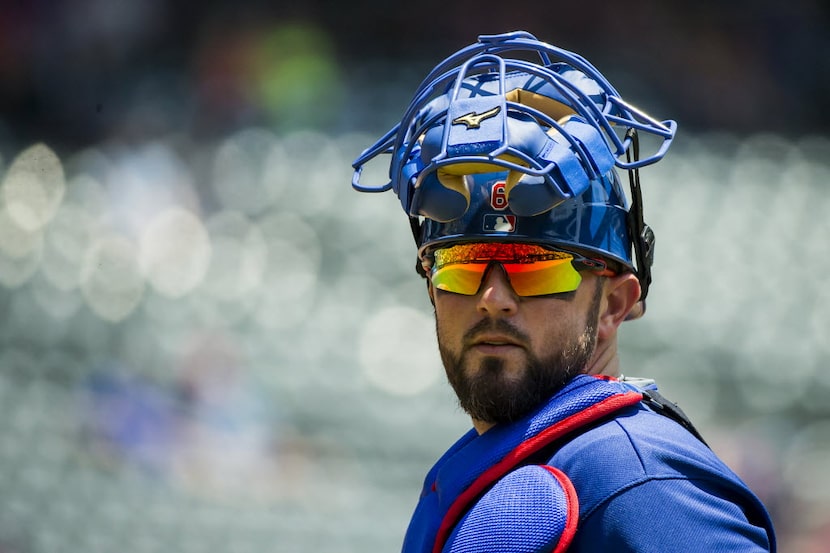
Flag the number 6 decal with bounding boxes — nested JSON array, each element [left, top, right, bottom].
[[490, 181, 508, 210]]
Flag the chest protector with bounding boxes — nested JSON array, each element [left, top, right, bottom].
[[403, 375, 646, 553]]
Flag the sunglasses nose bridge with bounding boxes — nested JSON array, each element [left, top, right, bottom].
[[478, 260, 516, 294]]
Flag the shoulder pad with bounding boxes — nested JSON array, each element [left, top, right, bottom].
[[443, 465, 578, 553]]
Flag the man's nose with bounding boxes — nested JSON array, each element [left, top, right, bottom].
[[476, 263, 519, 316]]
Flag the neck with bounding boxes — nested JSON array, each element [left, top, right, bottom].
[[584, 336, 621, 378], [473, 419, 495, 435]]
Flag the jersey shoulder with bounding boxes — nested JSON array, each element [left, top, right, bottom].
[[551, 403, 775, 552], [552, 402, 752, 516]]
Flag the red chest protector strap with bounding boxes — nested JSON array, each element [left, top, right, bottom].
[[432, 390, 644, 553]]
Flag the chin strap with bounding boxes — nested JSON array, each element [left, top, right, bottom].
[[625, 128, 655, 303]]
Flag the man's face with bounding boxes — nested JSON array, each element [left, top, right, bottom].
[[431, 262, 604, 426]]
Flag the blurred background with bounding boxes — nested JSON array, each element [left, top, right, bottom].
[[0, 0, 828, 551]]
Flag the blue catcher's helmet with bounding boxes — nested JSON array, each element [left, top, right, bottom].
[[417, 170, 632, 270], [351, 31, 675, 303]]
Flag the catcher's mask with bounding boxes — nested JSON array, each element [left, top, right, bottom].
[[352, 31, 675, 308]]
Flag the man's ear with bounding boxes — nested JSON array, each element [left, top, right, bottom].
[[597, 273, 642, 341]]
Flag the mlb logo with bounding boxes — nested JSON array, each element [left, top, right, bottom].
[[483, 214, 516, 232]]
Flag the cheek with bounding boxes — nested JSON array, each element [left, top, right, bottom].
[[433, 301, 456, 337], [433, 296, 470, 345], [524, 307, 583, 353]]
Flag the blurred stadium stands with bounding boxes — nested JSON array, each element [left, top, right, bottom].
[[1, 2, 829, 552]]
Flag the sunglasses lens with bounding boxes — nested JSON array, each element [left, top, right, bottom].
[[430, 243, 584, 296], [432, 264, 488, 295], [501, 257, 583, 296]]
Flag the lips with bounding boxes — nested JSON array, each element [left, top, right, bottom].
[[462, 319, 530, 353], [476, 337, 519, 346], [469, 334, 524, 351]]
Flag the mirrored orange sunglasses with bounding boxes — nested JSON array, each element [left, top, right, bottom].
[[425, 242, 615, 297]]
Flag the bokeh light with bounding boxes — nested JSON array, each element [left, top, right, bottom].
[[359, 305, 442, 396], [80, 233, 145, 322], [0, 208, 43, 288], [211, 128, 286, 215], [1, 143, 65, 232], [140, 207, 211, 298], [252, 23, 343, 130], [251, 211, 321, 331], [201, 210, 268, 303]]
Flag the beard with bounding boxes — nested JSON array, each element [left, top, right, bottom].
[[438, 283, 603, 425]]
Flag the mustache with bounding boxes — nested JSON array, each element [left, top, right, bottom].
[[463, 317, 531, 346]]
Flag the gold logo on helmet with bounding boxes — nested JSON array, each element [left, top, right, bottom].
[[451, 106, 501, 129]]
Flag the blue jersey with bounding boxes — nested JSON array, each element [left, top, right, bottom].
[[402, 375, 775, 553]]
